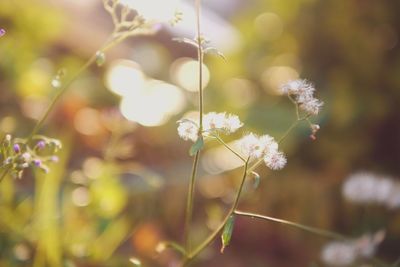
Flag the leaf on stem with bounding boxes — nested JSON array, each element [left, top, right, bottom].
[[220, 215, 235, 253], [250, 171, 261, 189], [189, 136, 204, 156], [204, 47, 227, 62]]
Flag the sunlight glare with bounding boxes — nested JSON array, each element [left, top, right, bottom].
[[120, 80, 185, 127], [171, 58, 210, 92], [120, 0, 181, 22], [106, 60, 145, 97]]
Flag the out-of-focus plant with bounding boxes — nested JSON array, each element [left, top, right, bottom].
[[1, 0, 398, 266], [154, 1, 394, 267]]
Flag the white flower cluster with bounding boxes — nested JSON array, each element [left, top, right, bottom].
[[238, 133, 286, 170], [177, 112, 243, 142], [280, 79, 323, 115], [342, 172, 400, 209], [321, 230, 385, 266]]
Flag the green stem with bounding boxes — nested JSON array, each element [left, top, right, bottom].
[[196, 0, 204, 130], [182, 0, 204, 256], [277, 120, 300, 145], [183, 151, 200, 252], [26, 27, 139, 142], [213, 135, 246, 162], [247, 115, 310, 173], [182, 159, 250, 266], [233, 210, 348, 241]]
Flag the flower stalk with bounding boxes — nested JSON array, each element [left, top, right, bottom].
[[182, 0, 205, 253]]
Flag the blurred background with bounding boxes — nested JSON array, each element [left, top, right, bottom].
[[0, 0, 399, 266]]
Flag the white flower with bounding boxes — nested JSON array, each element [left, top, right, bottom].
[[238, 133, 281, 164], [177, 112, 242, 142], [258, 135, 278, 155], [177, 119, 198, 142], [299, 97, 324, 115], [222, 114, 243, 133], [342, 172, 398, 208], [203, 112, 226, 132], [203, 112, 243, 134], [280, 79, 323, 116], [239, 133, 264, 159], [321, 230, 385, 266], [264, 150, 287, 170], [280, 79, 314, 96], [321, 241, 357, 266]]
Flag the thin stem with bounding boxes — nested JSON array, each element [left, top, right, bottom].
[[234, 210, 348, 241], [183, 151, 200, 252], [26, 28, 136, 142], [182, 159, 250, 266], [247, 115, 310, 173], [182, 0, 204, 256], [27, 53, 97, 141], [196, 0, 204, 130], [213, 135, 246, 162], [288, 94, 300, 119], [277, 120, 300, 145]]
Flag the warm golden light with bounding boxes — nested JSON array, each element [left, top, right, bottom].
[[261, 66, 299, 94], [171, 57, 210, 92], [119, 0, 181, 22], [74, 108, 103, 136], [106, 60, 145, 97], [120, 80, 186, 127]]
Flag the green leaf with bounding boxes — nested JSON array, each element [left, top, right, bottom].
[[172, 37, 199, 49], [220, 215, 235, 253], [204, 47, 227, 62], [189, 136, 204, 156], [251, 171, 261, 189]]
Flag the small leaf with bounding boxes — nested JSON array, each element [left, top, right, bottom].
[[204, 47, 227, 62], [96, 51, 106, 66], [251, 171, 261, 189], [172, 37, 199, 49], [220, 215, 235, 253], [189, 136, 204, 156]]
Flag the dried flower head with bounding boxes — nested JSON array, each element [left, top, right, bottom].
[[321, 241, 357, 267], [321, 230, 385, 266], [263, 150, 287, 170], [280, 79, 323, 116], [203, 112, 243, 134], [342, 172, 400, 209], [177, 112, 243, 142], [238, 133, 285, 169], [177, 119, 199, 142]]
